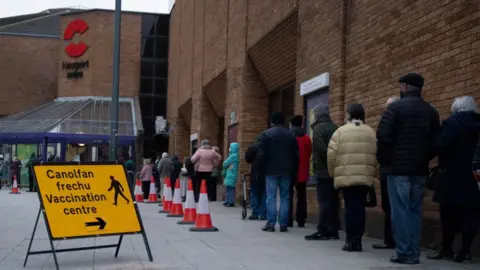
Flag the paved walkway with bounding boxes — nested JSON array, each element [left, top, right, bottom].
[[0, 189, 478, 270]]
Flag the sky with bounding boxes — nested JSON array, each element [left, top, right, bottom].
[[0, 0, 174, 18]]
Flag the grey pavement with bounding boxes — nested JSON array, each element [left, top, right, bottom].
[[0, 189, 478, 270]]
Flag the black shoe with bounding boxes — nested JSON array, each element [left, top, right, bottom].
[[287, 221, 294, 228], [352, 236, 363, 252], [297, 223, 305, 228], [372, 243, 395, 249], [454, 250, 472, 263], [280, 226, 288, 232], [259, 216, 267, 220], [330, 232, 340, 240], [248, 215, 259, 220], [427, 249, 454, 260], [262, 226, 275, 232], [305, 231, 332, 241], [342, 236, 353, 252], [227, 203, 235, 207], [390, 256, 420, 265]]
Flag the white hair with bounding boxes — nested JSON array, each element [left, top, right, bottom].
[[162, 152, 168, 158], [451, 96, 478, 114]]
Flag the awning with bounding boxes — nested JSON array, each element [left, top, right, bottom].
[[0, 96, 141, 144]]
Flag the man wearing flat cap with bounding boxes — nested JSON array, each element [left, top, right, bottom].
[[377, 73, 441, 265]]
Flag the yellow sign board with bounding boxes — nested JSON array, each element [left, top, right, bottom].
[[34, 164, 141, 239]]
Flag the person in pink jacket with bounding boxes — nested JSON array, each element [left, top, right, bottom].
[[191, 140, 222, 202]]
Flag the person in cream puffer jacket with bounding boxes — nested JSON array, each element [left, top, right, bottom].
[[327, 103, 377, 252]]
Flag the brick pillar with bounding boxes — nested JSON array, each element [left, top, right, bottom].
[[199, 92, 219, 148], [169, 117, 190, 159]]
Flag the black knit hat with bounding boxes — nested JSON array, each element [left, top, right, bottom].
[[271, 112, 284, 125], [290, 115, 303, 127], [399, 73, 424, 88]]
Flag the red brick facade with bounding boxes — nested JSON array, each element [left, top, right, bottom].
[[167, 0, 480, 250], [0, 10, 142, 117]]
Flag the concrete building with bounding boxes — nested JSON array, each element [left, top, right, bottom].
[[166, 0, 480, 251], [0, 8, 169, 183]]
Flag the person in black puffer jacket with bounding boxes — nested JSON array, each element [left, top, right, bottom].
[[245, 135, 266, 220], [377, 73, 441, 265]]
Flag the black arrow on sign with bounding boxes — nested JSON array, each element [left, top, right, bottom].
[[85, 217, 107, 230]]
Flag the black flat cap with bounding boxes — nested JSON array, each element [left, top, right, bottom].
[[399, 73, 424, 88]]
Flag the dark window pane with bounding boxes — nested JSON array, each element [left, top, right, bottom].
[[140, 97, 153, 117], [141, 61, 154, 77], [154, 38, 168, 58], [141, 38, 154, 58], [142, 15, 156, 36], [140, 79, 153, 94], [154, 61, 168, 77], [155, 15, 169, 36], [143, 117, 154, 136], [153, 79, 167, 96], [153, 97, 167, 117]]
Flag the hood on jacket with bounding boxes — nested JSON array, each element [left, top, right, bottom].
[[291, 126, 306, 137], [450, 111, 480, 135], [229, 142, 239, 154]]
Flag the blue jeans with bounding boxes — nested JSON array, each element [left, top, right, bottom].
[[225, 186, 236, 204], [250, 182, 266, 218], [266, 175, 291, 227], [388, 175, 426, 262]]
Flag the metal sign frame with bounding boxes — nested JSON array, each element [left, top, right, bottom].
[[23, 161, 153, 270]]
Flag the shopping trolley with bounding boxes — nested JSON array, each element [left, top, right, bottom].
[[241, 173, 251, 220]]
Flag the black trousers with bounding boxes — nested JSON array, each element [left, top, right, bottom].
[[440, 204, 479, 252], [28, 173, 35, 192], [316, 178, 340, 233], [208, 175, 217, 201], [194, 172, 211, 202], [142, 181, 150, 200], [289, 182, 307, 225], [380, 174, 395, 246], [342, 186, 368, 237]]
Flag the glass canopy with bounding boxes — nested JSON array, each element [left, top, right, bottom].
[[0, 97, 138, 137]]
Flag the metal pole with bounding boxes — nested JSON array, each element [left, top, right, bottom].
[[109, 0, 122, 161]]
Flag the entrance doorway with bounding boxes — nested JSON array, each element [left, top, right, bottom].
[[268, 84, 295, 127]]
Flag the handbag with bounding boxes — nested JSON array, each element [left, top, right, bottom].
[[427, 165, 444, 191], [365, 185, 377, 208]]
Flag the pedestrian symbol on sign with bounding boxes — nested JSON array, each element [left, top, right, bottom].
[[107, 175, 130, 206]]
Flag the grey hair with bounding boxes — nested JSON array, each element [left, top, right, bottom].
[[161, 152, 168, 158], [451, 96, 478, 113], [201, 139, 210, 146], [313, 103, 330, 118]]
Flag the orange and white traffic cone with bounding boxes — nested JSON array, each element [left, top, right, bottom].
[[178, 178, 196, 225], [9, 176, 21, 194], [134, 178, 144, 203], [159, 177, 173, 213], [189, 179, 218, 232], [146, 176, 158, 203], [167, 178, 184, 217]]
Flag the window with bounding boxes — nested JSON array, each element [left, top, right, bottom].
[[154, 79, 167, 96], [141, 79, 153, 94], [140, 97, 153, 117], [155, 15, 169, 36], [141, 38, 155, 58], [142, 15, 156, 36], [153, 96, 167, 117], [155, 61, 168, 77], [141, 61, 154, 77], [155, 37, 168, 59]]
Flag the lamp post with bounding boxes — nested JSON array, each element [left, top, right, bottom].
[[109, 0, 122, 161]]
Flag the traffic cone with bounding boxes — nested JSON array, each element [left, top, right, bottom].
[[134, 178, 143, 203], [9, 175, 21, 194], [189, 180, 218, 232], [159, 177, 173, 213], [167, 178, 184, 217], [178, 179, 196, 225], [146, 176, 158, 203]]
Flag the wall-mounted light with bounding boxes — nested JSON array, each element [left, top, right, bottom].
[[78, 143, 85, 147]]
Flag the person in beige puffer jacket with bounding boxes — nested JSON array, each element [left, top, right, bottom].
[[327, 103, 377, 253]]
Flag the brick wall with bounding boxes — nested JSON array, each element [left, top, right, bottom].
[[178, 0, 194, 106], [0, 35, 59, 116], [57, 11, 141, 98]]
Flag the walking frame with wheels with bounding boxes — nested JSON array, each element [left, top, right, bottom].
[[241, 173, 251, 220]]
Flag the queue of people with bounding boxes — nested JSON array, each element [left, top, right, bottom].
[[242, 72, 480, 265]]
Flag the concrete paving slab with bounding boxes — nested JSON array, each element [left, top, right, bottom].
[[0, 190, 479, 270]]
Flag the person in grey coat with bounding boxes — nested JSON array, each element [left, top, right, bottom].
[[157, 152, 173, 191]]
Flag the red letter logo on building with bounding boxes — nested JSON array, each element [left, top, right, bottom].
[[64, 19, 89, 58]]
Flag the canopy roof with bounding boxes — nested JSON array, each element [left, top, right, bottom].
[[0, 96, 140, 143]]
